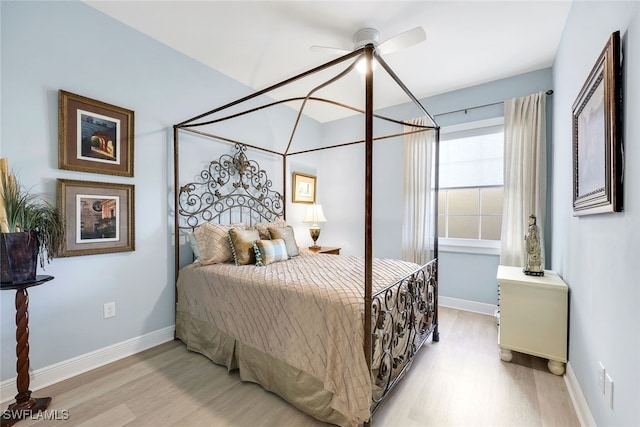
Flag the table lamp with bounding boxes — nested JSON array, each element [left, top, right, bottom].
[[303, 204, 327, 249]]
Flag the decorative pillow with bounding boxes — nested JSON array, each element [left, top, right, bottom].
[[253, 239, 289, 266], [268, 226, 299, 257], [186, 232, 201, 262], [228, 228, 260, 266], [193, 222, 246, 265], [254, 218, 287, 240]]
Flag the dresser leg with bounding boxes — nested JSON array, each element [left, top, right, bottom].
[[547, 360, 565, 376], [499, 348, 513, 362]]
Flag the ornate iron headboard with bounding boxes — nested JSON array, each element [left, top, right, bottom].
[[177, 144, 284, 230]]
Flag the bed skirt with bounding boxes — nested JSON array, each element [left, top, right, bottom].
[[176, 310, 355, 426]]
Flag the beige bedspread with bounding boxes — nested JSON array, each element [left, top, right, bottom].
[[175, 251, 421, 426]]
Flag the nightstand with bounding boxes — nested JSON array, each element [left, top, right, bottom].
[[496, 265, 568, 375], [308, 246, 341, 255]]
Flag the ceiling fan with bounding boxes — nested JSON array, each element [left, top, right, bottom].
[[310, 26, 427, 56]]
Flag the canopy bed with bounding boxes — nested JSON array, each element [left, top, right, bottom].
[[172, 45, 440, 426]]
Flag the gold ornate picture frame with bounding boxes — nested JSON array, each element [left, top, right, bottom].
[[59, 90, 134, 177], [292, 172, 316, 204], [57, 179, 135, 257]]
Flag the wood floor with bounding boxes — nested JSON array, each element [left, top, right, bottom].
[[2, 307, 580, 426]]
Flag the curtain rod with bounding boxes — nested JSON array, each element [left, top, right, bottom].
[[434, 89, 553, 118]]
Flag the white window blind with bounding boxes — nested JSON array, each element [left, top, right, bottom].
[[438, 117, 504, 254], [440, 119, 504, 188]]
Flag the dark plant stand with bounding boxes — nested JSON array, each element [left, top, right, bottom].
[[1, 275, 54, 427]]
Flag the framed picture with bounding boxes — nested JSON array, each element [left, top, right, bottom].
[[57, 179, 135, 257], [292, 172, 316, 204], [59, 90, 134, 177], [572, 31, 623, 216]]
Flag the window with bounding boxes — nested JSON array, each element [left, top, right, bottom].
[[438, 117, 504, 254]]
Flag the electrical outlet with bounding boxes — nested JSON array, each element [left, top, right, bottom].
[[103, 302, 116, 319], [598, 361, 606, 394], [605, 373, 614, 409]]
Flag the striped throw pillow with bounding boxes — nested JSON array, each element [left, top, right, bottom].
[[253, 239, 289, 266]]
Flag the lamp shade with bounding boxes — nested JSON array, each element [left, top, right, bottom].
[[303, 204, 327, 223]]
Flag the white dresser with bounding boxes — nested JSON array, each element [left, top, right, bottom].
[[496, 265, 568, 375]]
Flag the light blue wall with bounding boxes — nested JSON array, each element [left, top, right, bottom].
[[0, 1, 318, 382], [552, 2, 640, 425]]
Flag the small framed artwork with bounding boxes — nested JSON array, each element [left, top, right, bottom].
[[59, 90, 134, 177], [292, 172, 316, 204], [572, 31, 623, 216], [57, 179, 135, 257]]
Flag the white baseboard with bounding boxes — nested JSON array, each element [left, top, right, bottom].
[[564, 362, 597, 427], [1, 325, 175, 404], [439, 296, 497, 316]]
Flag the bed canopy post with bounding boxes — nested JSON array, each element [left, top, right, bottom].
[[433, 126, 441, 342], [282, 156, 287, 220], [173, 125, 180, 288], [363, 44, 374, 425]]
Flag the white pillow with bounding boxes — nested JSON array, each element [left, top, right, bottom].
[[186, 232, 201, 262]]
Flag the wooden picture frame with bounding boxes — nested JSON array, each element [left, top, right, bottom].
[[292, 172, 316, 204], [57, 179, 135, 257], [59, 90, 134, 177], [572, 31, 623, 216]]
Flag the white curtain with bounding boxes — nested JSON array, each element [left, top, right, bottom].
[[402, 117, 434, 265], [500, 92, 547, 267]]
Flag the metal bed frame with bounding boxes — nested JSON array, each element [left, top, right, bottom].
[[173, 44, 440, 425]]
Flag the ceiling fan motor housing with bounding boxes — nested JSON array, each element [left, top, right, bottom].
[[353, 28, 380, 49], [310, 26, 424, 56]]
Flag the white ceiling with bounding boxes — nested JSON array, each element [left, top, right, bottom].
[[85, 1, 572, 122]]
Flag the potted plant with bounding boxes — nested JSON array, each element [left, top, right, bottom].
[[0, 159, 64, 284]]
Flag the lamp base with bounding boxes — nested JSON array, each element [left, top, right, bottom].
[[309, 244, 321, 250], [309, 227, 321, 250]]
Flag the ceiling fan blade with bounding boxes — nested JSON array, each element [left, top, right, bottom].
[[310, 45, 352, 55], [377, 26, 426, 55]]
